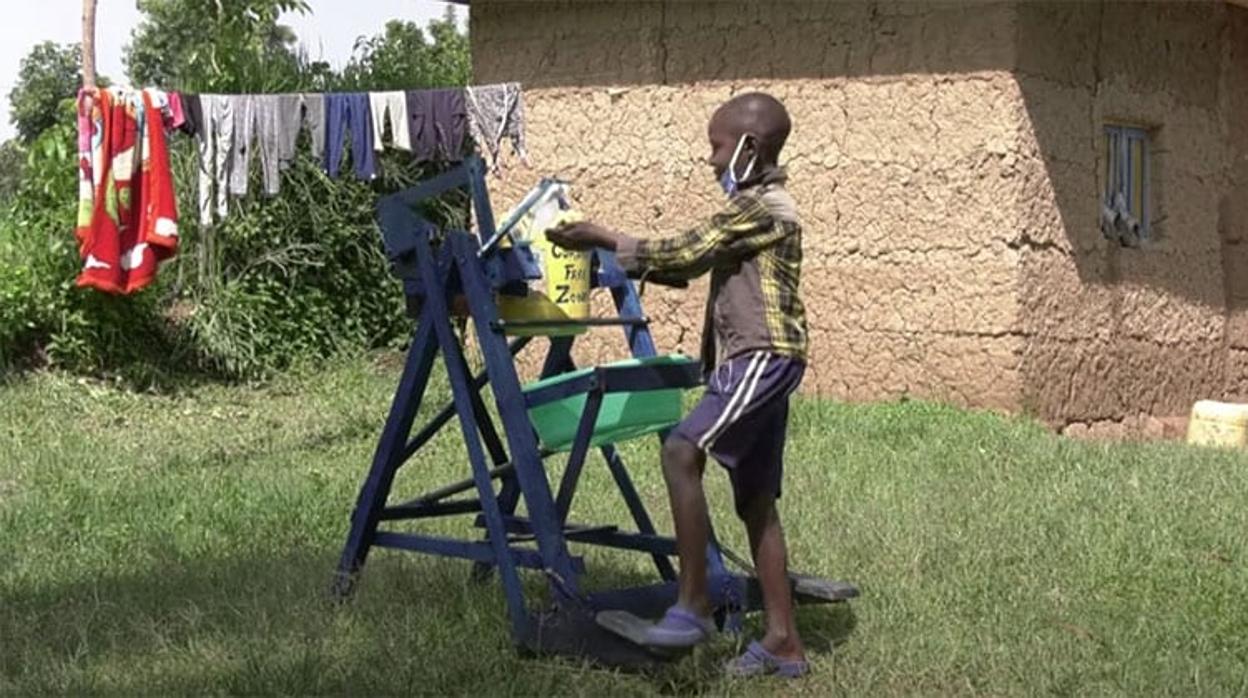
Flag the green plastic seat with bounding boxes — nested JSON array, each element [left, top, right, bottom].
[[523, 354, 697, 452]]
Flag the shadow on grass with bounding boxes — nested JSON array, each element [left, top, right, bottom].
[[3, 544, 859, 694]]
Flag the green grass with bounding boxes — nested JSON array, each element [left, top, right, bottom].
[[2, 351, 1247, 696]]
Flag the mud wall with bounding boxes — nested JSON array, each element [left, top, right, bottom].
[[470, 1, 1027, 409], [1221, 7, 1248, 402], [1015, 2, 1242, 435], [467, 0, 1246, 430]]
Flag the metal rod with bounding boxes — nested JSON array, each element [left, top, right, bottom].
[[491, 317, 648, 331]]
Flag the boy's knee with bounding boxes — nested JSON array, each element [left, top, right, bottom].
[[661, 435, 701, 476], [736, 493, 777, 524]]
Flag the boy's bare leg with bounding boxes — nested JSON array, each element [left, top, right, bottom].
[[741, 496, 805, 661], [661, 436, 712, 617]]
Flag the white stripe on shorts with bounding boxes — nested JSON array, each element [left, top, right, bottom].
[[698, 351, 765, 450]]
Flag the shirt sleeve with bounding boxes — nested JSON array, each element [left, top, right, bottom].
[[615, 194, 788, 281]]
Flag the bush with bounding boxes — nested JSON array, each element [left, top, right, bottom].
[[178, 148, 446, 377], [0, 102, 193, 381]]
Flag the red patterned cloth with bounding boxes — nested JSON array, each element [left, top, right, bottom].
[[75, 88, 180, 294]]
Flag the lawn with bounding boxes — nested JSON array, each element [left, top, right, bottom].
[[2, 351, 1246, 696]]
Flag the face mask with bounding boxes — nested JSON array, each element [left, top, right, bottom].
[[718, 134, 757, 197]]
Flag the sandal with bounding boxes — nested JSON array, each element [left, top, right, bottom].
[[642, 605, 716, 648], [725, 640, 810, 678]]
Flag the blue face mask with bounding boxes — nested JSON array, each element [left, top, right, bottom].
[[718, 134, 757, 197]]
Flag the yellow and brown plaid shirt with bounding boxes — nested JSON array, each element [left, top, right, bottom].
[[616, 169, 808, 371]]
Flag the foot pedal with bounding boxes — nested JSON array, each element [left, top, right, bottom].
[[595, 609, 653, 647], [522, 607, 673, 671], [791, 573, 860, 602]]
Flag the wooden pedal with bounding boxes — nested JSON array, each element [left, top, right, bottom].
[[791, 573, 860, 602], [594, 609, 653, 647]]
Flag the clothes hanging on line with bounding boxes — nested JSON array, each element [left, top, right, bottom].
[[187, 84, 528, 206], [227, 95, 257, 198], [196, 95, 233, 228], [77, 83, 532, 262], [369, 91, 411, 152], [75, 87, 180, 295], [407, 88, 467, 163], [302, 93, 327, 161], [257, 93, 308, 196], [325, 92, 378, 180], [465, 82, 528, 172], [179, 93, 202, 137], [71, 83, 530, 295]]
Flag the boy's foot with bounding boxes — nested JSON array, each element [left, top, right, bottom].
[[642, 605, 716, 648], [725, 641, 809, 679]]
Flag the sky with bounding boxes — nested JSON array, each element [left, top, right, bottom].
[[0, 0, 466, 142]]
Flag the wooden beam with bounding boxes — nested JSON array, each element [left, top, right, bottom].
[[82, 0, 98, 88]]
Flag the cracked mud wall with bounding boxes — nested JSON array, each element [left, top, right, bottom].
[[467, 1, 1244, 428], [1015, 2, 1244, 431], [1221, 8, 1248, 401], [470, 1, 1026, 408]]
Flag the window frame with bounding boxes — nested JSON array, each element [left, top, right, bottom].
[[1103, 123, 1151, 240]]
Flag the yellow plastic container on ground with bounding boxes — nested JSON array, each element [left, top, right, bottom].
[[1185, 400, 1248, 448]]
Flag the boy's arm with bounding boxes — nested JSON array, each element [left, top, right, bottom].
[[547, 195, 789, 281]]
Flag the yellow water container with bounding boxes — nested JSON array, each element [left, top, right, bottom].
[[495, 198, 590, 337], [1185, 400, 1248, 448], [530, 210, 591, 321], [496, 291, 584, 337]]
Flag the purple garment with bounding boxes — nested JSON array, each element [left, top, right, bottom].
[[179, 93, 202, 137], [405, 88, 467, 163], [670, 351, 805, 515], [324, 93, 377, 180]]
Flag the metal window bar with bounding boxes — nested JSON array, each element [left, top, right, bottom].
[[1105, 125, 1151, 238]]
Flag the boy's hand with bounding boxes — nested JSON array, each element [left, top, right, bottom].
[[546, 221, 616, 251]]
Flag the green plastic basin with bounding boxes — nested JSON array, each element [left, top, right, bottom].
[[523, 354, 696, 452]]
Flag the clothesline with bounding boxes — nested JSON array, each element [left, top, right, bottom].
[[187, 83, 528, 227], [74, 82, 530, 295]]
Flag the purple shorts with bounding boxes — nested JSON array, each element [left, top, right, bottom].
[[671, 351, 805, 515]]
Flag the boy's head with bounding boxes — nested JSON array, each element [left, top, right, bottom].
[[707, 92, 792, 186]]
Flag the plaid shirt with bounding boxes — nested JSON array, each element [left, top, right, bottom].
[[617, 173, 808, 369]]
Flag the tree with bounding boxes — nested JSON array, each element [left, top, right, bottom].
[[8, 42, 84, 144], [125, 0, 310, 93], [0, 140, 26, 204], [339, 7, 470, 91]]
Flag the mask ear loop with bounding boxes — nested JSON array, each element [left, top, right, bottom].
[[728, 134, 759, 186], [727, 134, 749, 187], [740, 151, 757, 183]]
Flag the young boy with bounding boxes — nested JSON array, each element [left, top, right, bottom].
[[547, 93, 810, 678]]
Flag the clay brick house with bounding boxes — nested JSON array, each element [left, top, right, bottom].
[[454, 0, 1248, 437]]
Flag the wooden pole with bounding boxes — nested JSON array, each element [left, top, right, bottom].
[[82, 0, 98, 88]]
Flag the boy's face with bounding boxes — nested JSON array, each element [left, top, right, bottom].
[[706, 118, 754, 180]]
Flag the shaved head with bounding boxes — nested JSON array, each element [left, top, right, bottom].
[[709, 92, 792, 164]]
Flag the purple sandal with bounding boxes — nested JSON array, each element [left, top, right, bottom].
[[642, 605, 716, 648], [725, 641, 810, 678]]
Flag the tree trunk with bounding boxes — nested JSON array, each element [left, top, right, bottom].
[[82, 0, 98, 88]]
